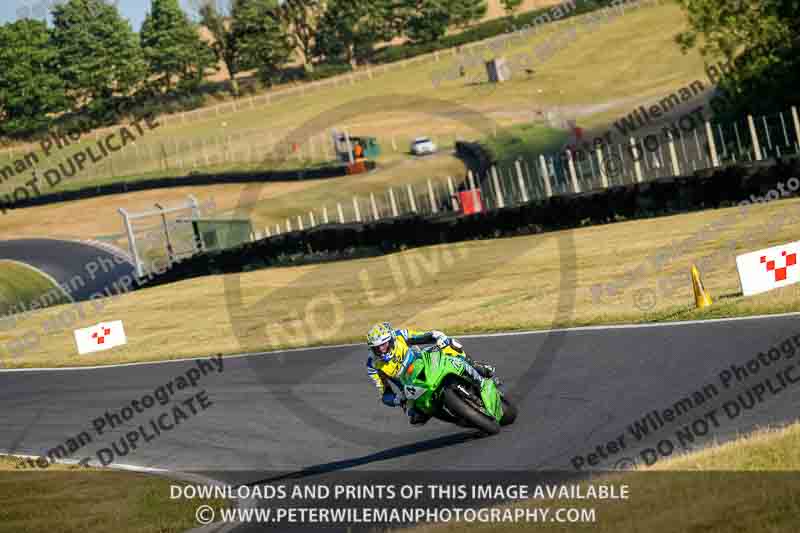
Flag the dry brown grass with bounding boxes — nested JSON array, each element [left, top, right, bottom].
[[403, 423, 800, 533], [0, 456, 225, 533], [3, 195, 800, 369]]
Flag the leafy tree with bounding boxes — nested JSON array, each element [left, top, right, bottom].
[[500, 0, 524, 18], [675, 0, 800, 117], [51, 0, 147, 117], [199, 0, 292, 94], [448, 0, 487, 29], [402, 0, 452, 43], [0, 20, 68, 137], [233, 0, 294, 85], [314, 0, 400, 67], [141, 0, 216, 93], [198, 1, 241, 96], [278, 0, 325, 74]]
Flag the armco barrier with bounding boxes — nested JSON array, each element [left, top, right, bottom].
[[142, 156, 799, 288], [2, 160, 376, 212]]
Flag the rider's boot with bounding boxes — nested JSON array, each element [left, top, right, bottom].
[[408, 407, 431, 426]]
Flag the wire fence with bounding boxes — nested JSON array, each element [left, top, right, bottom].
[[251, 106, 800, 240]]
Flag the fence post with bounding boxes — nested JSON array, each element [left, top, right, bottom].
[[748, 115, 763, 161], [792, 107, 800, 151], [595, 146, 609, 188], [407, 184, 418, 213], [447, 176, 459, 211], [427, 179, 439, 213], [309, 211, 316, 227], [389, 188, 399, 217], [275, 224, 281, 235], [343, 128, 354, 164], [490, 166, 505, 208], [667, 131, 681, 176], [337, 203, 345, 224], [353, 197, 362, 222], [705, 120, 720, 167], [323, 205, 329, 224], [514, 160, 530, 203], [538, 155, 553, 198], [119, 208, 145, 278], [566, 149, 580, 192], [297, 215, 304, 231], [629, 137, 643, 182], [286, 218, 292, 232], [370, 192, 380, 220]]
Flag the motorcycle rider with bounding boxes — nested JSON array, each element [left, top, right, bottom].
[[366, 322, 497, 425]]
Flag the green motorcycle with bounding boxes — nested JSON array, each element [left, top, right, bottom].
[[400, 344, 518, 435]]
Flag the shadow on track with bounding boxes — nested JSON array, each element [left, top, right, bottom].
[[245, 430, 485, 486]]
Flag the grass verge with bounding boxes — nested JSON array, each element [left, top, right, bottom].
[[2, 195, 800, 368], [0, 260, 70, 316], [0, 455, 226, 533], [403, 423, 800, 533]]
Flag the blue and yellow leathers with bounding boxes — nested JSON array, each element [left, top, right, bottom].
[[366, 328, 437, 407]]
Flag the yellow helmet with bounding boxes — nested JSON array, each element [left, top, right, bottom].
[[367, 322, 395, 362]]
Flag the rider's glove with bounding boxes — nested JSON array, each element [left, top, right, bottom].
[[432, 330, 449, 349], [382, 391, 403, 407]]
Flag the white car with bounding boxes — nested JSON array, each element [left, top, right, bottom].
[[410, 137, 437, 156]]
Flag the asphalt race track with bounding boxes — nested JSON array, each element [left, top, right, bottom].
[[3, 314, 800, 530], [0, 238, 135, 302]]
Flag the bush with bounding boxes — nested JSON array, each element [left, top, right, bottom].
[[306, 63, 353, 81]]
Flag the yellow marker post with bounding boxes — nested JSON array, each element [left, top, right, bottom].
[[691, 264, 713, 309]]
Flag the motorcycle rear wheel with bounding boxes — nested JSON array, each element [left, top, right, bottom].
[[443, 382, 501, 435]]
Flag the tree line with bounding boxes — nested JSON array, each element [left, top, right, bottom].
[[2, 0, 794, 141], [0, 0, 502, 139], [674, 0, 799, 120]]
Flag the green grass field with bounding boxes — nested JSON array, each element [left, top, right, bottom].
[[0, 0, 708, 248], [0, 260, 70, 316], [0, 1, 703, 202]]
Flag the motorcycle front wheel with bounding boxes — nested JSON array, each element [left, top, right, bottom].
[[443, 382, 501, 435]]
